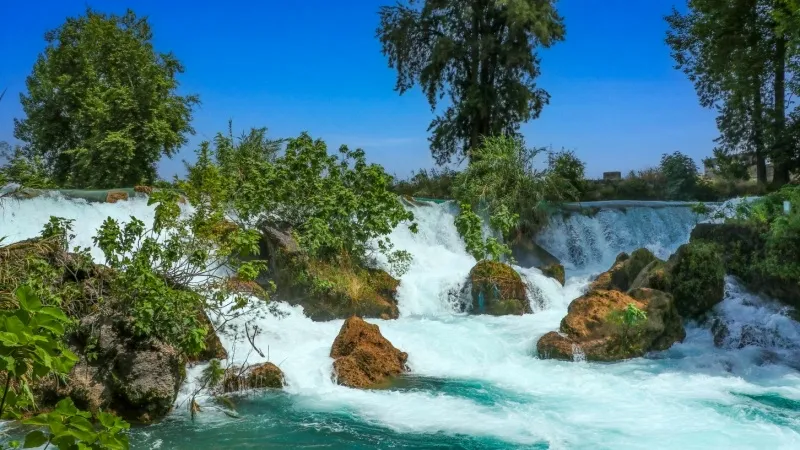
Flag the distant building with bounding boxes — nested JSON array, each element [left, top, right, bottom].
[[603, 171, 622, 181]]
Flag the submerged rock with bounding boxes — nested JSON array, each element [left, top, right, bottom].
[[537, 288, 685, 362], [664, 241, 725, 318], [223, 362, 285, 392], [467, 260, 530, 315], [257, 225, 400, 320], [330, 316, 408, 388]]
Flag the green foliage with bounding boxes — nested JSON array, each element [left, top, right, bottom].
[[20, 398, 129, 450], [0, 286, 78, 420], [660, 151, 699, 200], [13, 8, 198, 188], [92, 189, 267, 356], [0, 143, 54, 189], [0, 287, 129, 450], [453, 135, 572, 238], [666, 0, 800, 184], [391, 167, 458, 199], [608, 303, 648, 351], [183, 128, 417, 272], [377, 0, 565, 164], [547, 149, 586, 195]]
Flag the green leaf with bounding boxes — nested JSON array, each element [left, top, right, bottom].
[[22, 430, 48, 448], [15, 286, 42, 312]]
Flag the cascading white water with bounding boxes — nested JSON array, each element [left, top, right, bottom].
[[2, 195, 800, 449], [535, 206, 699, 273]]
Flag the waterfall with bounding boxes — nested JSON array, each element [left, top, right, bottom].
[[2, 195, 799, 449]]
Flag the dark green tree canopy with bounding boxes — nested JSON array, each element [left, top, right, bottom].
[[377, 0, 565, 165], [13, 8, 199, 188]]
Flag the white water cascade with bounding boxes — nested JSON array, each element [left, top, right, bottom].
[[2, 195, 800, 449]]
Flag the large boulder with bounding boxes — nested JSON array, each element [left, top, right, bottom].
[[663, 241, 725, 318], [467, 260, 530, 315], [330, 316, 408, 388], [38, 315, 185, 424], [258, 225, 401, 321], [540, 263, 566, 286], [223, 362, 285, 392], [590, 249, 658, 292], [537, 288, 685, 362]]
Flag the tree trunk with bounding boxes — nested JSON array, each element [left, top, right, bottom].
[[754, 85, 768, 184], [772, 28, 790, 185]]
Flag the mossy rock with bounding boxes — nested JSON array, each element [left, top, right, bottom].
[[691, 223, 800, 310], [628, 260, 668, 292], [540, 263, 565, 286], [664, 241, 725, 318], [468, 261, 530, 315], [590, 249, 658, 292]]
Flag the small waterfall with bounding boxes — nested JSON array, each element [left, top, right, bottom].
[[535, 205, 700, 274]]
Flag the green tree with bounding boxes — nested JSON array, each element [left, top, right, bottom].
[[660, 151, 699, 199], [13, 8, 199, 188], [667, 0, 800, 186], [0, 142, 54, 189], [377, 0, 565, 164]]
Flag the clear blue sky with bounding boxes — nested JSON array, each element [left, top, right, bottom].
[[0, 0, 716, 179]]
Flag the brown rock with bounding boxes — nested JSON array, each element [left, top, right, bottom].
[[188, 311, 228, 363], [536, 332, 575, 360], [591, 249, 658, 292], [133, 185, 154, 195], [106, 191, 129, 203], [223, 362, 285, 392], [330, 316, 408, 388], [538, 288, 685, 362]]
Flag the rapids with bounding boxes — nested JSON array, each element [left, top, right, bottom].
[[1, 195, 799, 449]]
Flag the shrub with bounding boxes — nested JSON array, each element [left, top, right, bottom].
[[660, 151, 699, 200], [453, 135, 574, 239], [547, 148, 586, 195], [391, 167, 458, 199]]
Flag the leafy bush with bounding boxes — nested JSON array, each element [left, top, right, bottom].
[[453, 135, 574, 239], [0, 142, 53, 189], [608, 303, 647, 351], [547, 148, 586, 195], [183, 128, 417, 271], [93, 189, 267, 356], [454, 203, 517, 261], [660, 151, 699, 200], [0, 286, 130, 450]]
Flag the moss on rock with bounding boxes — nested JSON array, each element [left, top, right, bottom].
[[223, 362, 285, 392], [468, 260, 530, 315], [540, 263, 566, 286], [257, 226, 401, 321], [664, 241, 725, 318]]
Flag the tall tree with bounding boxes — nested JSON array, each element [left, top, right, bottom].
[[668, 0, 800, 185], [666, 0, 771, 184], [377, 0, 565, 165], [14, 8, 199, 188]]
